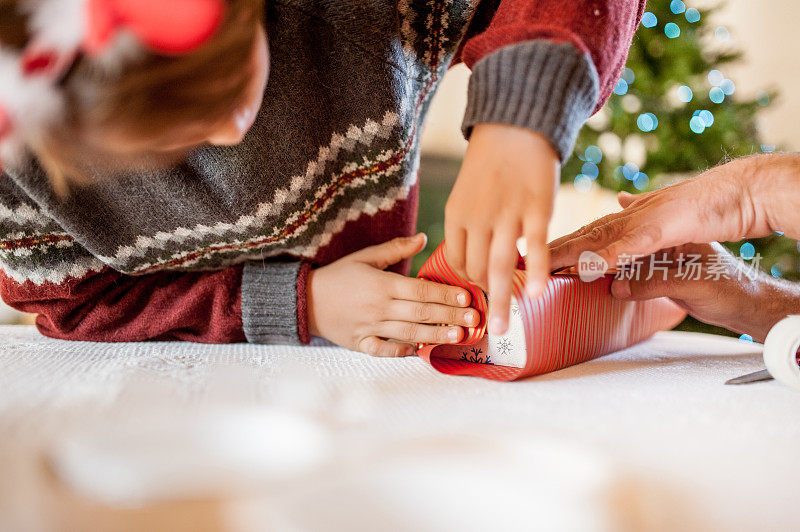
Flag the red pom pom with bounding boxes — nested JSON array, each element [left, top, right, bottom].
[[85, 0, 226, 55]]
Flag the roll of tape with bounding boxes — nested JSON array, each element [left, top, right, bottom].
[[763, 315, 800, 391]]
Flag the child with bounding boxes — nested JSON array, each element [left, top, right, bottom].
[[0, 0, 644, 356]]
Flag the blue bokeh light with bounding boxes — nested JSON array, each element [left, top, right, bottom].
[[581, 162, 599, 179], [633, 173, 649, 191], [715, 26, 730, 41], [664, 22, 680, 38], [720, 79, 735, 95], [771, 265, 783, 278], [739, 334, 753, 342], [708, 70, 724, 86], [622, 68, 635, 85], [585, 145, 603, 164], [709, 87, 725, 104], [637, 113, 657, 132], [739, 242, 755, 260], [775, 230, 785, 236], [574, 175, 592, 193], [642, 12, 657, 28], [677, 85, 693, 102], [685, 7, 700, 23], [689, 116, 706, 134], [699, 110, 714, 127], [622, 162, 639, 181], [614, 78, 629, 95], [670, 0, 686, 14]]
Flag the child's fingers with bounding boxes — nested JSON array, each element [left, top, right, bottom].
[[386, 300, 480, 328], [487, 228, 518, 335], [465, 229, 491, 289], [444, 226, 467, 280], [523, 217, 549, 297], [357, 336, 417, 357], [391, 277, 471, 308], [352, 233, 427, 269], [378, 321, 463, 345]]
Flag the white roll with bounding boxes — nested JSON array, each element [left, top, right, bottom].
[[763, 315, 800, 391]]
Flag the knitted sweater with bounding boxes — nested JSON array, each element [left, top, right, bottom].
[[0, 0, 644, 344]]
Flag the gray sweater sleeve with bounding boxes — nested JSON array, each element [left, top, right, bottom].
[[240, 261, 307, 345], [461, 40, 600, 163]]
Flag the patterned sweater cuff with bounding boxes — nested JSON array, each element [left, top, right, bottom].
[[461, 40, 600, 163], [241, 261, 309, 345]]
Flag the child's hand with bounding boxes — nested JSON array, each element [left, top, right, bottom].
[[444, 123, 559, 336], [307, 233, 478, 356]]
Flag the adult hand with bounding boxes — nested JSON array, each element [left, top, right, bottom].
[[549, 154, 800, 272], [444, 123, 559, 335], [609, 242, 800, 342]]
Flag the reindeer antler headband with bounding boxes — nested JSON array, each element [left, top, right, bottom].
[[0, 0, 226, 171]]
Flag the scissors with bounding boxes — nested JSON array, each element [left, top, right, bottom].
[[725, 368, 773, 385]]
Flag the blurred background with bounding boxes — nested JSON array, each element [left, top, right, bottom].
[[2, 0, 798, 337], [415, 0, 800, 337]]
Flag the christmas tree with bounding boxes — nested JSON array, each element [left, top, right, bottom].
[[562, 0, 792, 337]]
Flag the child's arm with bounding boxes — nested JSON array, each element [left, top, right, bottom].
[[446, 0, 646, 335], [0, 261, 310, 344], [1, 235, 477, 351]]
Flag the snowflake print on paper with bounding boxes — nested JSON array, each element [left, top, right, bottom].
[[460, 347, 491, 365], [496, 338, 512, 358]]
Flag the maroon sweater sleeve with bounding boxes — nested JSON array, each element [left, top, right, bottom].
[[0, 267, 247, 343], [461, 0, 646, 111]]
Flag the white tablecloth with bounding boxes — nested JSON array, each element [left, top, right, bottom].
[[1, 326, 798, 531]]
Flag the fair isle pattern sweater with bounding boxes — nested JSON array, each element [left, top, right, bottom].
[[0, 0, 644, 344]]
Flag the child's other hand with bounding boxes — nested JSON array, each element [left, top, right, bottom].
[[307, 234, 478, 357], [444, 123, 559, 336]]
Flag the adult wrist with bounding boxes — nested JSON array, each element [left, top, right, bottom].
[[737, 274, 800, 342], [747, 154, 800, 239]]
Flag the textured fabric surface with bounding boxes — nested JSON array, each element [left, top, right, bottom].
[[241, 261, 303, 345], [0, 0, 645, 345], [1, 326, 799, 530], [462, 41, 599, 161]]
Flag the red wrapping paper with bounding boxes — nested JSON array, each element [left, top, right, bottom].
[[416, 242, 686, 381]]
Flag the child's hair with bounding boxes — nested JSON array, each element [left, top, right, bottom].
[[0, 0, 263, 186]]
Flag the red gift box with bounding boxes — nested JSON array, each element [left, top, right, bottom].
[[416, 242, 686, 381]]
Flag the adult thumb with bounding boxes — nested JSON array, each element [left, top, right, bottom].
[[617, 190, 653, 209], [352, 233, 427, 269]]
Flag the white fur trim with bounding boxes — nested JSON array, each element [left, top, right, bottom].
[[25, 0, 87, 51], [0, 48, 64, 158]]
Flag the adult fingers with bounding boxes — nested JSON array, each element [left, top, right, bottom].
[[595, 223, 665, 269], [357, 336, 417, 358], [611, 269, 693, 301], [548, 215, 631, 270]]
